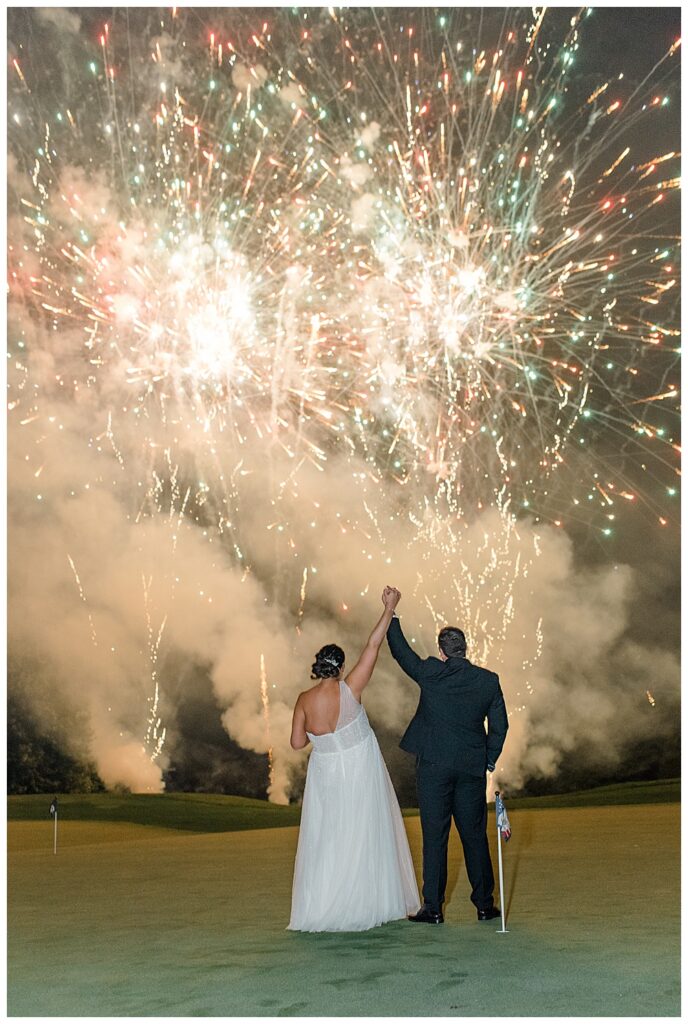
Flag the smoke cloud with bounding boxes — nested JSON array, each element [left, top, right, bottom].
[[35, 7, 81, 34], [8, 330, 679, 799]]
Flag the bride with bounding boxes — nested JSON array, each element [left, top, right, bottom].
[[288, 587, 420, 932]]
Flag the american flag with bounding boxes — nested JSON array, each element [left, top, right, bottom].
[[495, 791, 511, 842]]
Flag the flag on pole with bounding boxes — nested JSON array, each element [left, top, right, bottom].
[[49, 796, 59, 854], [495, 791, 511, 842]]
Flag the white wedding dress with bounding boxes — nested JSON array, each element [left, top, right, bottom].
[[288, 679, 420, 932]]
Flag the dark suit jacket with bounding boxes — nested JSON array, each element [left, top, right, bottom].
[[387, 616, 508, 777]]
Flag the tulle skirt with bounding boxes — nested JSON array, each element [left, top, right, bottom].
[[288, 729, 420, 932]]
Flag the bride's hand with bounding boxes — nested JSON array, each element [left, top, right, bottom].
[[383, 586, 401, 610]]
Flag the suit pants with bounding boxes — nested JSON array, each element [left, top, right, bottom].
[[416, 758, 495, 912]]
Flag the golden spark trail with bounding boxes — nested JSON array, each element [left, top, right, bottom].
[[260, 654, 275, 791], [143, 575, 167, 763], [66, 554, 98, 648]]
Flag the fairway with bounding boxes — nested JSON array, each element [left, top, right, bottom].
[[8, 802, 679, 1016]]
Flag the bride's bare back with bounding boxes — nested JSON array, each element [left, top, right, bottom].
[[299, 679, 345, 737]]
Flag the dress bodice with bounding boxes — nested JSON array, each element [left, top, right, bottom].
[[307, 680, 371, 753]]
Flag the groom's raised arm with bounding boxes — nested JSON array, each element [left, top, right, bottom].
[[387, 616, 423, 684]]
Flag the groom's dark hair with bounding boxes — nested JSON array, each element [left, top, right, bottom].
[[438, 627, 467, 659]]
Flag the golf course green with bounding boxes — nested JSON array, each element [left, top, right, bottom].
[[7, 782, 680, 1016]]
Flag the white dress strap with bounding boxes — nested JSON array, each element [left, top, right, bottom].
[[337, 679, 362, 730]]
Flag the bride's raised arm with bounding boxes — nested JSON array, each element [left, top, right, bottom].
[[346, 587, 401, 699]]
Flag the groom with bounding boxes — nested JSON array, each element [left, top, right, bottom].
[[386, 593, 508, 924]]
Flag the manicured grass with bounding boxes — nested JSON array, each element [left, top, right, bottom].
[[499, 776, 680, 809], [8, 804, 680, 1016], [7, 777, 679, 835], [7, 791, 302, 832]]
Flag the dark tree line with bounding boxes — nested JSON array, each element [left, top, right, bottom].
[[7, 659, 105, 795], [8, 692, 105, 793]]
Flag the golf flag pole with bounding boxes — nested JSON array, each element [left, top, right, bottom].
[[49, 797, 58, 854], [495, 791, 511, 934], [495, 819, 507, 933]]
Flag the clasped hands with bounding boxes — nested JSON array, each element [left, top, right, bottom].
[[382, 586, 401, 610]]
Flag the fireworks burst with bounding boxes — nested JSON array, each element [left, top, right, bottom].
[[7, 7, 680, 797]]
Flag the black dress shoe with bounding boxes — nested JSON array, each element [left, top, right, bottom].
[[408, 905, 444, 924], [477, 906, 501, 921]]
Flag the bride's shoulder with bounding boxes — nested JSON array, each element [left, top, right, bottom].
[[297, 683, 320, 703]]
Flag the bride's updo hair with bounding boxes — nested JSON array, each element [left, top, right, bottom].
[[311, 644, 345, 680]]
